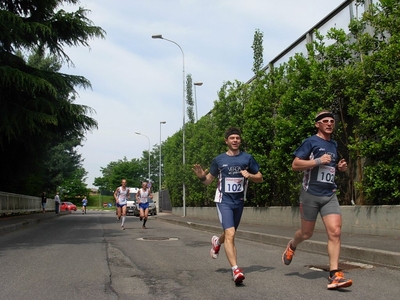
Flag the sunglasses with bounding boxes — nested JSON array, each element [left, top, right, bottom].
[[318, 119, 335, 124]]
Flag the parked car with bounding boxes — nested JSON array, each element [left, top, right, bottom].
[[131, 197, 157, 216], [148, 198, 157, 216], [60, 202, 77, 211]]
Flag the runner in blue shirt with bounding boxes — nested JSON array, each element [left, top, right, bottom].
[[192, 127, 263, 284], [281, 110, 352, 290], [82, 196, 88, 214]]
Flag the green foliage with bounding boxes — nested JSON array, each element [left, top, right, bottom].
[[158, 0, 400, 206], [94, 157, 143, 193], [60, 167, 90, 200], [251, 28, 264, 74], [184, 119, 221, 206], [42, 138, 84, 189], [88, 194, 114, 208], [213, 80, 248, 129], [345, 0, 400, 204], [97, 0, 400, 207], [186, 74, 195, 123], [162, 130, 185, 206], [0, 0, 105, 195]]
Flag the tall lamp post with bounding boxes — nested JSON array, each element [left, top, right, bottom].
[[193, 82, 203, 122], [152, 34, 186, 217], [135, 131, 151, 182], [159, 121, 166, 211]]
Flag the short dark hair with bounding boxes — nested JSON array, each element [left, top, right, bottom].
[[224, 127, 241, 139]]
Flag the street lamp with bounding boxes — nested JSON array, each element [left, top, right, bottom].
[[135, 131, 151, 183], [159, 121, 166, 211], [152, 34, 187, 217], [193, 82, 203, 122]]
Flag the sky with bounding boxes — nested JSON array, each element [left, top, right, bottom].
[[60, 0, 348, 188]]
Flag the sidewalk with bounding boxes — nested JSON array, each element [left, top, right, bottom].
[[1, 211, 398, 269], [155, 213, 400, 269], [0, 211, 70, 236]]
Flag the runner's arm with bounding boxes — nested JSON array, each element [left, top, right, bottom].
[[114, 188, 119, 202], [244, 171, 263, 183]]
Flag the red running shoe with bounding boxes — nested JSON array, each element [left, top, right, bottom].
[[210, 235, 220, 259], [233, 268, 245, 284]]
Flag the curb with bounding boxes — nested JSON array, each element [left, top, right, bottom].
[[158, 217, 400, 269]]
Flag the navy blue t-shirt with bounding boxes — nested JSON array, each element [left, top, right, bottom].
[[209, 152, 260, 203], [293, 135, 338, 196]]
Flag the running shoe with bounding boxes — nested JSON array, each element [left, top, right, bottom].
[[327, 271, 353, 289], [210, 235, 221, 259], [233, 268, 245, 284], [142, 225, 146, 229], [282, 240, 295, 265], [121, 225, 125, 230]]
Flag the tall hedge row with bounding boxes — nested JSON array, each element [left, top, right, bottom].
[[162, 0, 400, 207]]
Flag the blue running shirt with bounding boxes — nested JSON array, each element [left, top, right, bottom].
[[209, 152, 260, 203], [293, 135, 338, 196]]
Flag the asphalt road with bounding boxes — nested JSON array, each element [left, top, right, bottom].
[[0, 211, 398, 300]]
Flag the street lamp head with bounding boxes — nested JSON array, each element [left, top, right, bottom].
[[135, 131, 141, 135], [194, 82, 203, 86], [152, 34, 163, 39], [160, 121, 166, 124]]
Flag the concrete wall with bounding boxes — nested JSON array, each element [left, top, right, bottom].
[[172, 205, 400, 237], [2, 189, 398, 237], [0, 191, 55, 214]]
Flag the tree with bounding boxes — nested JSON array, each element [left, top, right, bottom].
[[42, 137, 85, 191], [0, 0, 105, 194], [186, 74, 195, 123], [96, 1, 400, 207], [346, 0, 400, 204], [162, 131, 184, 206], [60, 167, 89, 200], [251, 28, 264, 75], [93, 158, 143, 193]]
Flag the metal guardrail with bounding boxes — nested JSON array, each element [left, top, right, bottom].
[[0, 191, 55, 214]]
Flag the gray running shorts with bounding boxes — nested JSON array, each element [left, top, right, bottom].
[[299, 189, 341, 221]]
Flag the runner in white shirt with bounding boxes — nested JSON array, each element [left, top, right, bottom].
[[135, 181, 153, 229], [114, 179, 130, 230]]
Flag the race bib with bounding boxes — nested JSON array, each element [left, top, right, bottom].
[[317, 165, 335, 183], [224, 177, 244, 193]]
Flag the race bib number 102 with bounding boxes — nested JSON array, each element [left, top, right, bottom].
[[224, 177, 244, 193], [317, 165, 335, 183]]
